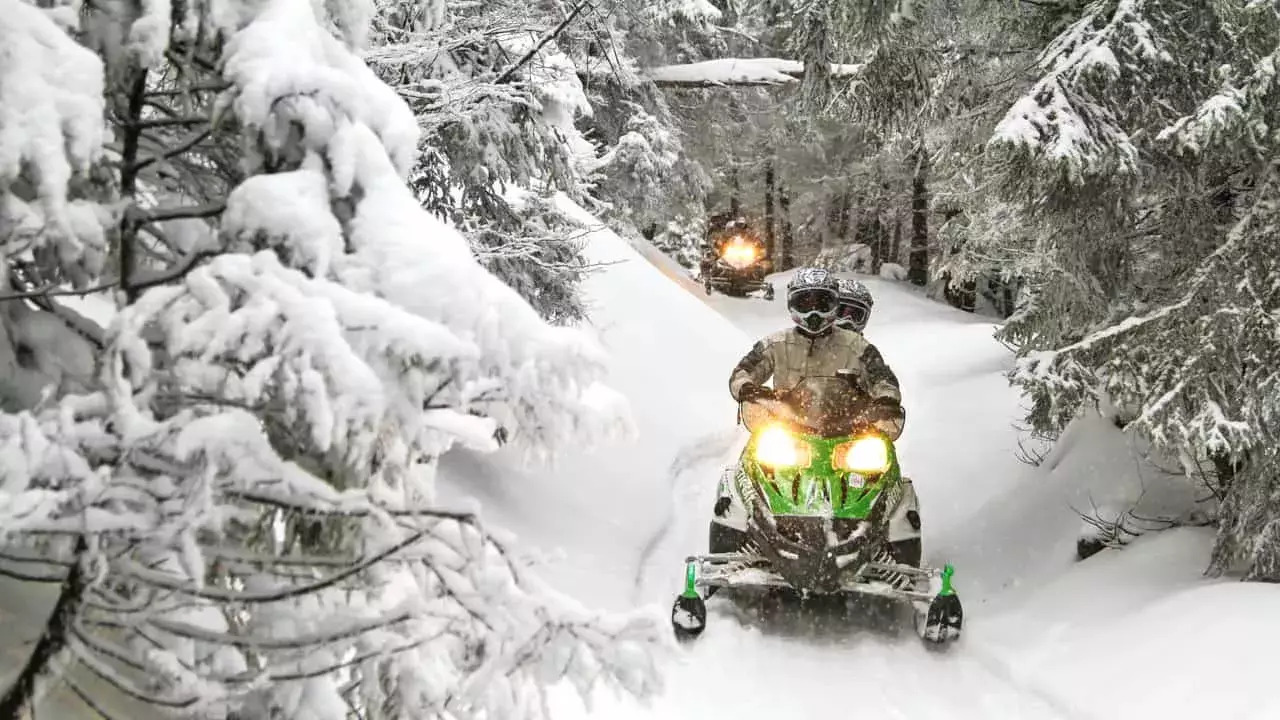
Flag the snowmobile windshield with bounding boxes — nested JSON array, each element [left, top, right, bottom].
[[741, 376, 867, 437]]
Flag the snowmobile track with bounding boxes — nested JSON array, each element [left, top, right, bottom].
[[631, 429, 742, 602]]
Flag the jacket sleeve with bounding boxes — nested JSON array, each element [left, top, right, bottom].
[[729, 339, 774, 401], [858, 343, 905, 440]]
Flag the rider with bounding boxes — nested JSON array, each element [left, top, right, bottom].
[[729, 267, 904, 439], [835, 278, 874, 333]]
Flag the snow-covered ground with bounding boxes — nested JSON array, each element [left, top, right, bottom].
[[448, 208, 1279, 720]]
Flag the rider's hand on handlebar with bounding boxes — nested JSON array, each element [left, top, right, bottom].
[[737, 383, 774, 403], [853, 398, 905, 427]]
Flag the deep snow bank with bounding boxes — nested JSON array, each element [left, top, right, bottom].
[[438, 197, 749, 610], [951, 404, 1203, 602]]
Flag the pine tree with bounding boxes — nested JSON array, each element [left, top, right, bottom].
[[972, 0, 1280, 579], [0, 0, 665, 715]]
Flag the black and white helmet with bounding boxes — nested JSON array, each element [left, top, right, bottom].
[[786, 267, 839, 336], [835, 278, 874, 332]]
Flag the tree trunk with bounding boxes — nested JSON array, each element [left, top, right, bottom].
[[825, 193, 841, 247], [938, 208, 976, 312], [870, 215, 883, 274], [0, 537, 87, 717], [871, 181, 891, 275], [1000, 279, 1016, 317], [891, 211, 902, 266], [118, 68, 150, 303], [779, 182, 794, 270], [835, 188, 852, 241], [729, 165, 741, 217], [908, 142, 929, 286], [763, 160, 776, 259]]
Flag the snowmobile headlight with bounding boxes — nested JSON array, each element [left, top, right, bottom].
[[832, 436, 889, 474], [754, 425, 810, 468], [720, 240, 757, 269]]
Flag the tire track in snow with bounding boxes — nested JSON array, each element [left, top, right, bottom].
[[651, 619, 1075, 720], [958, 637, 1106, 720], [631, 428, 743, 602]]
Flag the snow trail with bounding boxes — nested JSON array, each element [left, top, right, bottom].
[[449, 209, 1279, 720], [630, 428, 742, 602], [656, 274, 1073, 720], [520, 220, 1069, 719]]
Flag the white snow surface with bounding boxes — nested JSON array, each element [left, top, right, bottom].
[[442, 205, 1278, 719]]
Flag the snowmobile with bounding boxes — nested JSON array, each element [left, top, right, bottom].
[[670, 374, 963, 647], [698, 221, 774, 300]]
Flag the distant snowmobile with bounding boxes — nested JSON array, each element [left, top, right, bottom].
[[670, 375, 963, 647], [698, 218, 774, 300]]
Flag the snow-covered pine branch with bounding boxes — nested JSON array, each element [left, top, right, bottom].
[[978, 0, 1280, 580], [365, 0, 602, 324], [0, 0, 665, 715], [988, 0, 1172, 189]]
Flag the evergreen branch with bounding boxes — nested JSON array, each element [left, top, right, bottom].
[[69, 635, 201, 709], [65, 675, 128, 720], [494, 0, 594, 84], [119, 526, 435, 603], [133, 128, 213, 171], [135, 201, 227, 223], [148, 610, 414, 651], [129, 115, 208, 129], [0, 249, 220, 302]]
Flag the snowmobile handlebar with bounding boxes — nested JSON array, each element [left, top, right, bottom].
[[739, 376, 885, 438]]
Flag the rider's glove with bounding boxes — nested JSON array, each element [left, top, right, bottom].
[[737, 383, 773, 403], [855, 397, 905, 426]]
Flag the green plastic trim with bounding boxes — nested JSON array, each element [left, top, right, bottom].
[[682, 562, 699, 598], [938, 563, 956, 597], [745, 430, 900, 519]]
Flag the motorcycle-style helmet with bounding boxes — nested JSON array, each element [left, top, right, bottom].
[[786, 268, 839, 336], [835, 278, 874, 332]]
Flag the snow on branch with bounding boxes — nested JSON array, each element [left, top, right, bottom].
[[645, 57, 864, 88], [1, 388, 667, 716], [1012, 158, 1280, 463], [1158, 40, 1280, 156], [989, 0, 1170, 182], [0, 0, 109, 290], [222, 0, 630, 458]]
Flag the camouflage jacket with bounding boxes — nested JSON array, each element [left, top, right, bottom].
[[728, 326, 904, 439]]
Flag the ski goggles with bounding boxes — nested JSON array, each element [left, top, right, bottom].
[[838, 301, 870, 326], [789, 289, 837, 314]]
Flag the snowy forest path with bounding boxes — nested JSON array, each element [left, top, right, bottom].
[[609, 265, 1082, 720]]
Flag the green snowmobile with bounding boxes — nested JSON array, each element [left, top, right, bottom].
[[670, 375, 963, 647]]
